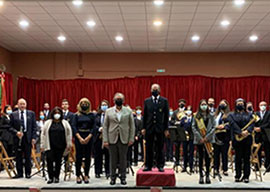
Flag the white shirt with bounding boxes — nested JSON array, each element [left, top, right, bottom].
[[152, 95, 160, 103], [114, 106, 123, 121], [260, 110, 266, 119], [19, 109, 27, 131], [63, 110, 69, 117]]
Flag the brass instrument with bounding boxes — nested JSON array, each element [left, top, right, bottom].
[[235, 114, 260, 142], [215, 122, 229, 134], [177, 110, 186, 121]]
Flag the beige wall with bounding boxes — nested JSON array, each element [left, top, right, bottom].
[[8, 51, 270, 103], [0, 46, 12, 73]]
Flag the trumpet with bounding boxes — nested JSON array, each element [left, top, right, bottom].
[[235, 114, 260, 142]]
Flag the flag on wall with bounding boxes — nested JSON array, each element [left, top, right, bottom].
[[0, 73, 7, 112]]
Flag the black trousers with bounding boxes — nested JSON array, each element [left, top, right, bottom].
[[233, 136, 252, 179], [213, 142, 229, 172], [94, 139, 110, 175], [197, 144, 211, 176], [127, 139, 139, 165], [183, 140, 194, 169], [15, 135, 32, 177], [75, 132, 93, 177], [262, 139, 270, 169], [165, 138, 173, 160], [138, 137, 144, 160], [174, 141, 182, 164], [145, 131, 164, 169], [46, 148, 65, 180]]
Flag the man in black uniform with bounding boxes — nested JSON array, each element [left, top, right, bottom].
[[142, 84, 169, 172]]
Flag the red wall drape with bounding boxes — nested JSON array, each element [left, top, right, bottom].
[[1, 72, 13, 106], [17, 75, 270, 115]]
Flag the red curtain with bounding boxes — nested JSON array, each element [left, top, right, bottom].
[[17, 75, 270, 115], [1, 72, 13, 106]]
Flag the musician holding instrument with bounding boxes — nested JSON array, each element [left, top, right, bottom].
[[213, 99, 231, 177], [192, 99, 215, 184], [228, 98, 255, 183]]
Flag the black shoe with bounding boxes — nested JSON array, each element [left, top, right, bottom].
[[143, 167, 152, 172], [26, 174, 31, 179], [244, 178, 249, 183], [76, 177, 82, 184], [223, 171, 229, 176], [205, 175, 211, 184], [190, 169, 194, 174], [134, 162, 138, 166], [106, 173, 110, 179], [181, 168, 187, 173], [170, 158, 174, 162], [158, 167, 164, 172], [95, 174, 100, 178], [54, 178, 59, 183], [47, 179, 54, 184], [235, 178, 241, 182], [13, 175, 23, 179], [121, 179, 127, 185], [84, 176, 89, 184], [199, 176, 204, 184], [110, 179, 116, 185], [175, 162, 180, 166]]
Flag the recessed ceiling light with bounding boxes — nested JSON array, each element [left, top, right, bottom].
[[221, 20, 230, 27], [87, 20, 96, 27], [72, 0, 83, 6], [234, 0, 245, 6], [19, 20, 29, 28], [0, 1, 4, 6], [115, 36, 123, 42], [249, 35, 258, 42], [153, 0, 164, 6], [191, 35, 200, 42], [153, 20, 162, 26], [58, 35, 66, 42]]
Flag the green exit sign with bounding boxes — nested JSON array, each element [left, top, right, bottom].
[[156, 69, 166, 73]]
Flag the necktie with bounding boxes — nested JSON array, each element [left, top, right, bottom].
[[20, 111, 26, 132]]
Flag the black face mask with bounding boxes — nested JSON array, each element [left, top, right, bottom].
[[115, 99, 123, 107], [179, 103, 185, 108], [81, 105, 89, 111], [236, 104, 244, 111], [208, 103, 214, 108], [247, 106, 253, 112], [219, 104, 227, 110], [152, 90, 159, 97]]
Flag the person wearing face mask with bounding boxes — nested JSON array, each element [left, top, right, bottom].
[[103, 93, 135, 185], [213, 100, 231, 177], [71, 98, 96, 184], [164, 108, 174, 162], [93, 100, 110, 179], [43, 103, 50, 120], [40, 107, 72, 184], [180, 105, 194, 173], [134, 106, 144, 162], [192, 99, 215, 184], [142, 84, 170, 172], [246, 102, 254, 114], [171, 99, 187, 166], [208, 98, 216, 116], [255, 101, 270, 171], [228, 98, 254, 183], [35, 111, 46, 163], [0, 105, 14, 158]]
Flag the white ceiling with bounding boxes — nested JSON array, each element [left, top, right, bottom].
[[0, 0, 270, 52]]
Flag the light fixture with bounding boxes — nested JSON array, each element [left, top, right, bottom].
[[234, 0, 245, 6], [191, 35, 200, 42], [87, 20, 96, 27], [220, 20, 230, 27], [249, 35, 258, 42], [115, 36, 123, 42], [19, 20, 29, 28], [0, 1, 4, 6], [153, 20, 162, 26], [153, 0, 164, 6], [58, 35, 66, 42], [72, 0, 83, 6]]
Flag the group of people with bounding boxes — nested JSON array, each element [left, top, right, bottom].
[[0, 83, 269, 186]]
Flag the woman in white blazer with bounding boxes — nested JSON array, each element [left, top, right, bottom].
[[40, 107, 72, 184]]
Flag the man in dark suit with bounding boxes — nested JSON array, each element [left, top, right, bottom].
[[142, 84, 169, 172], [43, 102, 50, 120], [61, 99, 74, 123], [9, 98, 37, 179], [255, 101, 270, 169]]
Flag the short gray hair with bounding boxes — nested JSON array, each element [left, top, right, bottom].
[[113, 92, 125, 101], [151, 84, 161, 92]]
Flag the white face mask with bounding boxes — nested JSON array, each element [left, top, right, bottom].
[[186, 110, 192, 116], [260, 105, 266, 111], [54, 114, 61, 120], [6, 110, 12, 115]]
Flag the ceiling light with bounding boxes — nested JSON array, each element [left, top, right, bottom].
[[221, 20, 230, 27], [19, 20, 29, 28], [234, 0, 245, 6], [153, 20, 162, 26], [87, 20, 96, 27], [0, 1, 4, 6], [72, 0, 83, 6], [58, 35, 66, 42], [153, 0, 164, 6], [249, 35, 258, 42], [191, 35, 200, 42], [115, 36, 123, 42]]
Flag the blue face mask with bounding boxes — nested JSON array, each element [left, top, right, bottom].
[[136, 110, 142, 115], [101, 105, 108, 111], [169, 111, 173, 116], [6, 110, 12, 115], [40, 115, 45, 120]]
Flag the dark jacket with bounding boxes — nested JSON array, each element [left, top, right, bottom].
[[71, 113, 96, 136], [255, 111, 270, 142]]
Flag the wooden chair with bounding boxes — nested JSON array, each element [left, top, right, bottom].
[[64, 143, 76, 181], [0, 141, 17, 178], [251, 132, 263, 181], [31, 148, 41, 171], [227, 143, 234, 173]]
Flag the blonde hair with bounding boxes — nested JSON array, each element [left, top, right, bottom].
[[76, 97, 91, 115]]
